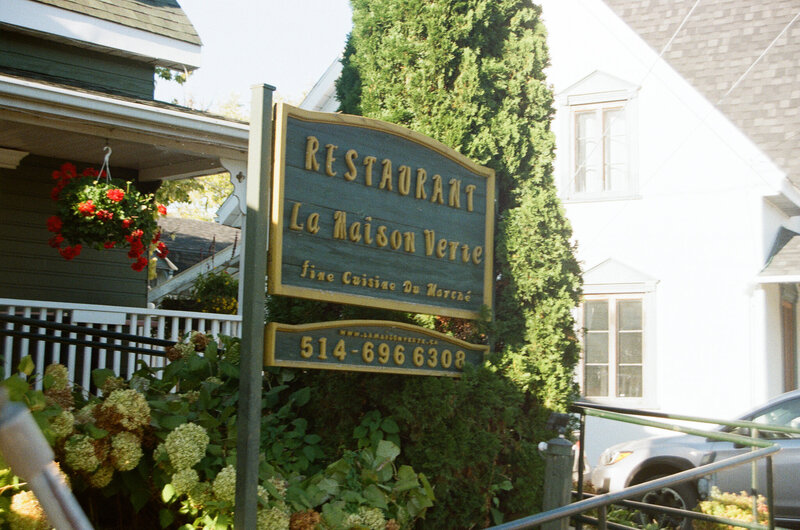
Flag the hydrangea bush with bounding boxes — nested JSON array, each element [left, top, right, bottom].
[[0, 333, 433, 529]]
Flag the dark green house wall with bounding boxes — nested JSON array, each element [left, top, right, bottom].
[[0, 31, 155, 99], [0, 157, 148, 307]]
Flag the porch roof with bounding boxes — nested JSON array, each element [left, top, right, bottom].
[[759, 227, 800, 283], [0, 72, 249, 181]]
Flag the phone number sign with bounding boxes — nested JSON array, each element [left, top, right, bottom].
[[265, 320, 488, 377]]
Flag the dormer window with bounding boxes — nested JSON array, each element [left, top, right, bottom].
[[557, 72, 639, 201]]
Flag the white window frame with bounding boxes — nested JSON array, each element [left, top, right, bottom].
[[556, 72, 639, 202], [577, 285, 656, 408]]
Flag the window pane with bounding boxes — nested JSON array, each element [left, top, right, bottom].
[[575, 111, 601, 193], [619, 332, 642, 363], [586, 332, 609, 363], [618, 300, 642, 331], [585, 365, 609, 396], [617, 365, 642, 397], [585, 300, 608, 330]]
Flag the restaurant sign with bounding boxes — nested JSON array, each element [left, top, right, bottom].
[[265, 320, 488, 377], [269, 104, 495, 320]]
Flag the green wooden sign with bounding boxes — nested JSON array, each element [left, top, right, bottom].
[[269, 104, 495, 320], [265, 320, 488, 377]]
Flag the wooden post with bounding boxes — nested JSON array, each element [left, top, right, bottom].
[[234, 84, 274, 529], [541, 437, 574, 530]]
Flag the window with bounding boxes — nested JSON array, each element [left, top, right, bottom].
[[556, 71, 638, 200], [582, 296, 643, 398], [574, 105, 628, 194]]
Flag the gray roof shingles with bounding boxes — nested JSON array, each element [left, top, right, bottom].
[[603, 0, 800, 184], [30, 0, 201, 46]]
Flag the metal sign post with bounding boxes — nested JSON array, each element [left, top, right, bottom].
[[234, 84, 274, 529]]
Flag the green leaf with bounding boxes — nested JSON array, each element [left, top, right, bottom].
[[161, 483, 175, 503], [17, 356, 34, 376], [2, 375, 30, 401], [291, 387, 311, 407], [490, 507, 504, 525], [84, 423, 109, 440], [159, 508, 175, 528], [375, 439, 400, 464], [159, 415, 188, 430], [303, 434, 322, 445], [91, 368, 116, 389], [363, 483, 389, 509], [380, 417, 400, 434], [393, 465, 420, 493]]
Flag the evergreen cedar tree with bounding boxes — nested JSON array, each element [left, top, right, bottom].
[[268, 0, 583, 526]]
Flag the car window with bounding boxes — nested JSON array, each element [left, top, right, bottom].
[[749, 397, 800, 439]]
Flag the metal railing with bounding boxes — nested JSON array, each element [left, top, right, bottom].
[[491, 402, 798, 530]]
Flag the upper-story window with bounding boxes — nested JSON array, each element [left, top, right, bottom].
[[557, 71, 639, 201]]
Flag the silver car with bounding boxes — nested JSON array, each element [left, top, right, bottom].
[[589, 389, 800, 527]]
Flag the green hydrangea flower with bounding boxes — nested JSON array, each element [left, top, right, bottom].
[[171, 468, 200, 496], [164, 422, 209, 471], [256, 506, 290, 530], [87, 464, 114, 489], [63, 434, 100, 473], [8, 490, 48, 530], [212, 464, 236, 503], [100, 389, 150, 431], [268, 476, 288, 499], [110, 431, 143, 471], [44, 364, 69, 391], [49, 410, 74, 440]]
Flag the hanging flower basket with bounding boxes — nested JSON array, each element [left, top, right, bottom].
[[46, 162, 168, 271]]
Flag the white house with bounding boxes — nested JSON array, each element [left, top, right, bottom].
[[538, 0, 800, 462]]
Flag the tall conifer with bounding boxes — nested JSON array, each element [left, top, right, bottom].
[[337, 0, 582, 408]]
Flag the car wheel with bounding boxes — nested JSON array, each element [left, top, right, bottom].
[[634, 477, 698, 529]]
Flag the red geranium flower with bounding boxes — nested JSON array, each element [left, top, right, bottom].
[[158, 204, 167, 216], [121, 219, 133, 229], [156, 241, 169, 258], [106, 188, 125, 202], [131, 256, 148, 271], [59, 244, 82, 260], [96, 209, 113, 221], [46, 216, 63, 233], [78, 200, 95, 216], [48, 234, 64, 248], [103, 241, 116, 249]]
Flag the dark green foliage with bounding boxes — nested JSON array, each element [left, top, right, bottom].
[[276, 0, 584, 526]]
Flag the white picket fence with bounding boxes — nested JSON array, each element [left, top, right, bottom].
[[0, 298, 242, 391]]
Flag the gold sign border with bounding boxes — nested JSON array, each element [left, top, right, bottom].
[[265, 320, 489, 377], [268, 103, 495, 320]]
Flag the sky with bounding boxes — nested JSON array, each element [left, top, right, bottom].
[[155, 0, 353, 114]]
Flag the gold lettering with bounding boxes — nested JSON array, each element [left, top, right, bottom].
[[431, 174, 444, 204], [348, 221, 362, 242], [289, 202, 304, 231], [304, 136, 319, 171], [436, 238, 447, 258], [416, 169, 427, 199], [380, 159, 393, 191], [376, 225, 388, 247], [465, 184, 476, 212], [364, 217, 374, 245], [472, 246, 483, 265], [461, 244, 470, 262], [448, 178, 461, 208], [333, 211, 347, 239], [403, 232, 416, 253], [448, 240, 459, 260], [344, 149, 358, 181], [307, 213, 320, 234], [325, 144, 337, 176], [363, 156, 377, 186], [398, 166, 411, 195], [390, 230, 402, 250], [423, 229, 435, 256]]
